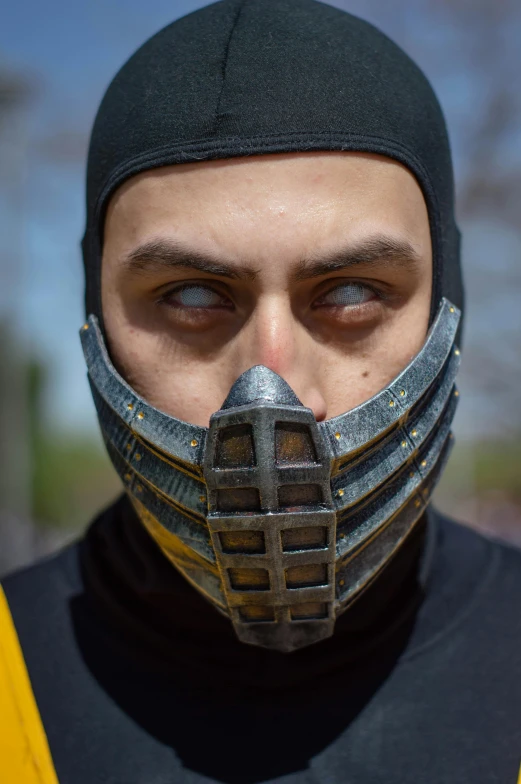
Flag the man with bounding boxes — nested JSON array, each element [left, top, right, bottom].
[[1, 0, 520, 782]]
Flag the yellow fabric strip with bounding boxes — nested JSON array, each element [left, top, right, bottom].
[[0, 585, 59, 784]]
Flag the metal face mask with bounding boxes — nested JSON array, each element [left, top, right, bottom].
[[81, 298, 461, 652]]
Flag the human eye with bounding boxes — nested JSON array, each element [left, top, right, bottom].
[[313, 282, 377, 308], [159, 283, 232, 310]]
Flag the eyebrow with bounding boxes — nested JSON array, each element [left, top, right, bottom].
[[294, 236, 422, 281], [121, 235, 422, 282], [121, 238, 259, 281]]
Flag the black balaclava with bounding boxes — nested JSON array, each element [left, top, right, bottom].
[[80, 0, 464, 656], [82, 0, 463, 329]]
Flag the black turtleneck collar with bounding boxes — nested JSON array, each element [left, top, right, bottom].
[[80, 493, 431, 696], [5, 491, 500, 783]]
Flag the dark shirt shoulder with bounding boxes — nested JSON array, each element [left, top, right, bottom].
[[2, 513, 521, 784]]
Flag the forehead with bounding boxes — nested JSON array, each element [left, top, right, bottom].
[[103, 152, 431, 256]]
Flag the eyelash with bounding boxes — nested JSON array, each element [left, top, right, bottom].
[[158, 281, 383, 311], [313, 282, 379, 308], [158, 284, 231, 310]]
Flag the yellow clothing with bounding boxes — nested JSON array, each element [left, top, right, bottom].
[[0, 586, 59, 784]]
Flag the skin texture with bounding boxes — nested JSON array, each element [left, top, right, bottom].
[[101, 152, 432, 426]]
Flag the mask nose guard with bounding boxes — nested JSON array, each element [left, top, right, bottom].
[[203, 366, 337, 652]]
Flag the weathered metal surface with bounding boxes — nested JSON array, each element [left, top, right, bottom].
[[81, 297, 461, 652]]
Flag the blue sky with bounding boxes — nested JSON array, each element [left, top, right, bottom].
[[1, 0, 520, 439], [0, 0, 222, 434]]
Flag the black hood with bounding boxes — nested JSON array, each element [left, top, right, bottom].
[[81, 0, 463, 331]]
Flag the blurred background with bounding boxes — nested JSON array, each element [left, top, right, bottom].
[[0, 0, 520, 577]]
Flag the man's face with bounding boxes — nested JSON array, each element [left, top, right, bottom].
[[101, 152, 432, 426]]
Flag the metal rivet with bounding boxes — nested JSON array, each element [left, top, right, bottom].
[[454, 390, 459, 397], [410, 471, 415, 478], [411, 429, 417, 437], [136, 484, 143, 493], [124, 473, 131, 481], [199, 495, 206, 503], [421, 460, 427, 467], [339, 532, 345, 538], [337, 489, 344, 497], [399, 389, 406, 397], [127, 403, 134, 411], [389, 400, 395, 407], [126, 444, 131, 451], [335, 432, 341, 440], [137, 412, 144, 420], [135, 453, 141, 461], [401, 440, 407, 448], [190, 439, 198, 448], [339, 579, 345, 586], [449, 306, 455, 313], [415, 498, 421, 508], [455, 349, 460, 356], [82, 323, 89, 331]]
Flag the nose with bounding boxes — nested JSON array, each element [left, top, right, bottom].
[[301, 388, 328, 422], [237, 293, 329, 421]]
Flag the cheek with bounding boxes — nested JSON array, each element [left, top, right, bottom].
[[320, 306, 430, 417], [106, 322, 227, 426], [101, 274, 234, 425]]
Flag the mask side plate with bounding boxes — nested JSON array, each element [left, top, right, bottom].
[[81, 316, 207, 466]]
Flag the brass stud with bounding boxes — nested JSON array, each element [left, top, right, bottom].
[[410, 471, 415, 478], [389, 400, 395, 407], [339, 532, 345, 538], [199, 495, 206, 503], [136, 484, 143, 493], [449, 306, 455, 313], [421, 460, 427, 468], [399, 389, 406, 397], [339, 579, 345, 586], [126, 443, 131, 451], [135, 453, 141, 461], [335, 432, 341, 440], [337, 489, 345, 497], [137, 412, 144, 420], [82, 323, 89, 331], [454, 390, 459, 397], [414, 498, 421, 508], [127, 403, 134, 411], [124, 473, 131, 481], [411, 429, 417, 437], [401, 440, 407, 448], [190, 439, 198, 448], [455, 349, 460, 356]]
